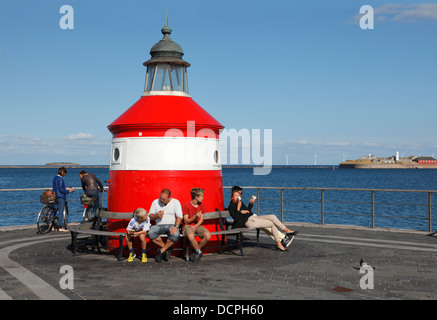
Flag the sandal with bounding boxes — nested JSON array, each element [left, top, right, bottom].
[[275, 245, 287, 252]]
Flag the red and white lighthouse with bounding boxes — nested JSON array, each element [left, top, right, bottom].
[[106, 19, 225, 252]]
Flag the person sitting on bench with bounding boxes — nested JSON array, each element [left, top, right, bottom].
[[126, 208, 151, 262], [228, 189, 298, 251], [182, 188, 212, 262], [148, 189, 183, 263]]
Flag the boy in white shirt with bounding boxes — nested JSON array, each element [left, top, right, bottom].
[[126, 208, 151, 262]]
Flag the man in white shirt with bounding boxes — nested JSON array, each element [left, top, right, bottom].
[[148, 189, 183, 262]]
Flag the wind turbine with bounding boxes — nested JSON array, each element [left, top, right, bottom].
[[314, 153, 317, 166]]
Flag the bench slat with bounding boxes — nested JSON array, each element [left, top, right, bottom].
[[68, 226, 125, 237], [99, 210, 133, 220]]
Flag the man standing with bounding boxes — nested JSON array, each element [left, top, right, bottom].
[[79, 170, 104, 216], [148, 189, 183, 262], [52, 167, 74, 231], [182, 188, 211, 262]]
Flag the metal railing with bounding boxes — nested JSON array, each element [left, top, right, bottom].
[[0, 187, 108, 220], [223, 186, 437, 232], [0, 186, 436, 232]]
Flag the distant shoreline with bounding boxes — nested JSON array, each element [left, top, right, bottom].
[[0, 165, 110, 169], [0, 165, 337, 169]]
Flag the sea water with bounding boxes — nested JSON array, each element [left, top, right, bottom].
[[1, 167, 436, 231]]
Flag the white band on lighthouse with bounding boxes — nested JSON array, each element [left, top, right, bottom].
[[110, 137, 221, 171]]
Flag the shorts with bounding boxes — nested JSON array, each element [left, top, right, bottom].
[[182, 225, 209, 238], [148, 224, 180, 242]]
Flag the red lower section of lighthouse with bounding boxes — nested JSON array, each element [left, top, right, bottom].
[[105, 170, 225, 255]]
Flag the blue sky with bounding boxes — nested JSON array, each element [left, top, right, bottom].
[[1, 0, 436, 165]]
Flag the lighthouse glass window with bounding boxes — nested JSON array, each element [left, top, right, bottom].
[[145, 64, 188, 94]]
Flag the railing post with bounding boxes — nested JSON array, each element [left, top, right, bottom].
[[256, 188, 260, 216], [428, 192, 432, 232], [371, 190, 375, 228], [321, 189, 325, 225], [280, 188, 284, 222]]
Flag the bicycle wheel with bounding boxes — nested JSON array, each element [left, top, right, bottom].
[[37, 205, 55, 234], [82, 206, 91, 222], [62, 204, 69, 229]]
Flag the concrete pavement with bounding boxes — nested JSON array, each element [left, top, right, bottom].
[[0, 222, 436, 301]]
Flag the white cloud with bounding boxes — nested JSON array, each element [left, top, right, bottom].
[[376, 4, 437, 22], [363, 142, 381, 147], [0, 133, 110, 165], [350, 3, 437, 24], [325, 141, 354, 147], [295, 140, 321, 146], [63, 132, 95, 141]]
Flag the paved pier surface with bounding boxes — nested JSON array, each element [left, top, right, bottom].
[[0, 222, 436, 301]]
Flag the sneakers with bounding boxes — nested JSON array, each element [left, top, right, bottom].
[[127, 252, 136, 262], [128, 252, 148, 262], [155, 249, 163, 263], [141, 253, 147, 263], [282, 231, 299, 248], [281, 235, 294, 248], [163, 249, 172, 261], [190, 250, 203, 263]]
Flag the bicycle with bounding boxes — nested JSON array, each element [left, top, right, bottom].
[[81, 190, 105, 229], [37, 191, 73, 234]]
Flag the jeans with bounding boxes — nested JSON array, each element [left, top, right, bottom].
[[85, 190, 100, 216], [148, 224, 180, 242], [56, 197, 66, 227]]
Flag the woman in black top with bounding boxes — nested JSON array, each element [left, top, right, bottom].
[[228, 189, 298, 251]]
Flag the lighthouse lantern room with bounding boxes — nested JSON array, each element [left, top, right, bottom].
[[143, 20, 190, 96]]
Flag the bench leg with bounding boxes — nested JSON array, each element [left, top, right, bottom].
[[180, 236, 186, 260], [93, 235, 102, 254], [71, 232, 78, 256], [256, 228, 260, 247], [239, 232, 244, 256], [117, 236, 123, 261], [184, 237, 190, 261], [219, 234, 226, 254]]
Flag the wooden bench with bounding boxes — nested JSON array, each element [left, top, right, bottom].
[[68, 210, 187, 261], [68, 209, 260, 261], [68, 210, 133, 261], [183, 209, 260, 260]]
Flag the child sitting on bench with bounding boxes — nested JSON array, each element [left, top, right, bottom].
[[126, 208, 151, 262]]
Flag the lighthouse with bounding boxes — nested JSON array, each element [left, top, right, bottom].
[[106, 18, 225, 252]]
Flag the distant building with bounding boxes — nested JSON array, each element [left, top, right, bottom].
[[414, 157, 437, 164]]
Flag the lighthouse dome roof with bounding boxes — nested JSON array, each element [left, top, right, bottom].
[[144, 20, 190, 67]]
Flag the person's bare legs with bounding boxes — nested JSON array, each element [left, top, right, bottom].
[[151, 237, 174, 253]]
